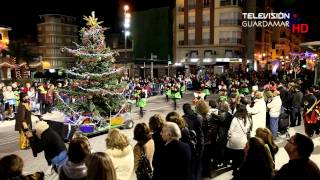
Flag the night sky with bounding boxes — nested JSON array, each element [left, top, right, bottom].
[[0, 0, 319, 40], [0, 0, 174, 40]]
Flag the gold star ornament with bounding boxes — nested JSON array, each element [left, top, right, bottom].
[[83, 11, 103, 27]]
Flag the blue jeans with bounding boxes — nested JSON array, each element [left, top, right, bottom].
[[270, 116, 279, 138]]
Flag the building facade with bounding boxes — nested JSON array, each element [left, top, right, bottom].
[[37, 14, 78, 69], [174, 0, 244, 75], [0, 25, 11, 51]]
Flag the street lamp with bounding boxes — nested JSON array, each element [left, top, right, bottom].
[[123, 4, 131, 76]]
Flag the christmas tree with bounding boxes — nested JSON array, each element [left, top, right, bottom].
[[56, 12, 126, 121]]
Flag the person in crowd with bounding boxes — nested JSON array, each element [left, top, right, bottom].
[[208, 100, 219, 115], [195, 100, 214, 177], [267, 91, 282, 139], [24, 120, 68, 172], [105, 128, 136, 180], [182, 103, 204, 180], [3, 85, 16, 119], [214, 101, 233, 167], [246, 91, 266, 137], [158, 122, 191, 180], [290, 85, 303, 127], [148, 114, 166, 180], [233, 137, 274, 180], [15, 93, 32, 150], [59, 136, 92, 180], [133, 123, 155, 171], [37, 83, 47, 114], [45, 84, 55, 113], [274, 133, 320, 180], [255, 128, 278, 162], [303, 88, 319, 137], [0, 154, 44, 180], [85, 152, 117, 180], [227, 104, 252, 176]]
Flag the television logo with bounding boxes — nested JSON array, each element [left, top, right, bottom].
[[290, 14, 309, 33]]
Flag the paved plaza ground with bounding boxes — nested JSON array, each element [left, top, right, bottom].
[[0, 91, 319, 180]]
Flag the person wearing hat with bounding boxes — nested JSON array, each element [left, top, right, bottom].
[[15, 93, 32, 150]]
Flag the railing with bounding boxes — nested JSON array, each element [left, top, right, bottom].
[[178, 40, 185, 46], [202, 39, 210, 44], [219, 38, 241, 44], [203, 21, 210, 27], [220, 0, 231, 6], [220, 19, 241, 25], [188, 40, 196, 45], [188, 4, 196, 10], [188, 22, 196, 28]]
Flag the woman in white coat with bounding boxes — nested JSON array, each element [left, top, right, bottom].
[[246, 91, 266, 137], [227, 104, 252, 176], [106, 129, 137, 180]]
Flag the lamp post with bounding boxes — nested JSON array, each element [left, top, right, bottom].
[[124, 5, 131, 76]]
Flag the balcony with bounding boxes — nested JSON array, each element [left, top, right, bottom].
[[178, 40, 186, 46], [188, 22, 196, 28], [220, 0, 231, 6], [220, 19, 241, 26], [188, 4, 196, 10], [188, 40, 196, 45], [179, 24, 185, 29], [203, 21, 210, 27], [219, 38, 241, 44], [202, 39, 210, 44]]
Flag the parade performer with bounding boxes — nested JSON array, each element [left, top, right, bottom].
[[137, 87, 147, 118], [171, 83, 181, 110], [15, 93, 32, 150], [165, 83, 172, 102], [180, 82, 186, 98], [303, 89, 319, 137], [193, 90, 205, 105], [202, 81, 210, 99]]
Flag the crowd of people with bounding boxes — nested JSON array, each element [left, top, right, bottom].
[[1, 69, 320, 179]]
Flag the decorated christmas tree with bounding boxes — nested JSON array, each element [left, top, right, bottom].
[[56, 12, 126, 121]]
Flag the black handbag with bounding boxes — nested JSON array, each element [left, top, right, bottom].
[[136, 144, 153, 180]]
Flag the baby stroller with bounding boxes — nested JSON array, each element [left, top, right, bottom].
[[278, 107, 290, 137]]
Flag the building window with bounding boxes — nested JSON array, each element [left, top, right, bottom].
[[203, 0, 211, 7], [188, 0, 196, 9], [220, 12, 241, 25], [219, 31, 241, 44], [220, 0, 242, 6]]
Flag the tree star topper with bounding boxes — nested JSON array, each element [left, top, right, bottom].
[[83, 11, 103, 27]]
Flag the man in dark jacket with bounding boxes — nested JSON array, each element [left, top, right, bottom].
[[274, 133, 320, 180], [290, 85, 303, 126], [183, 103, 204, 180], [25, 120, 68, 172], [159, 122, 191, 180]]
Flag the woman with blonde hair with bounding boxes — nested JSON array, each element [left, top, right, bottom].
[[86, 152, 117, 180], [233, 137, 274, 180], [255, 128, 278, 162], [246, 91, 267, 137], [106, 129, 136, 180]]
